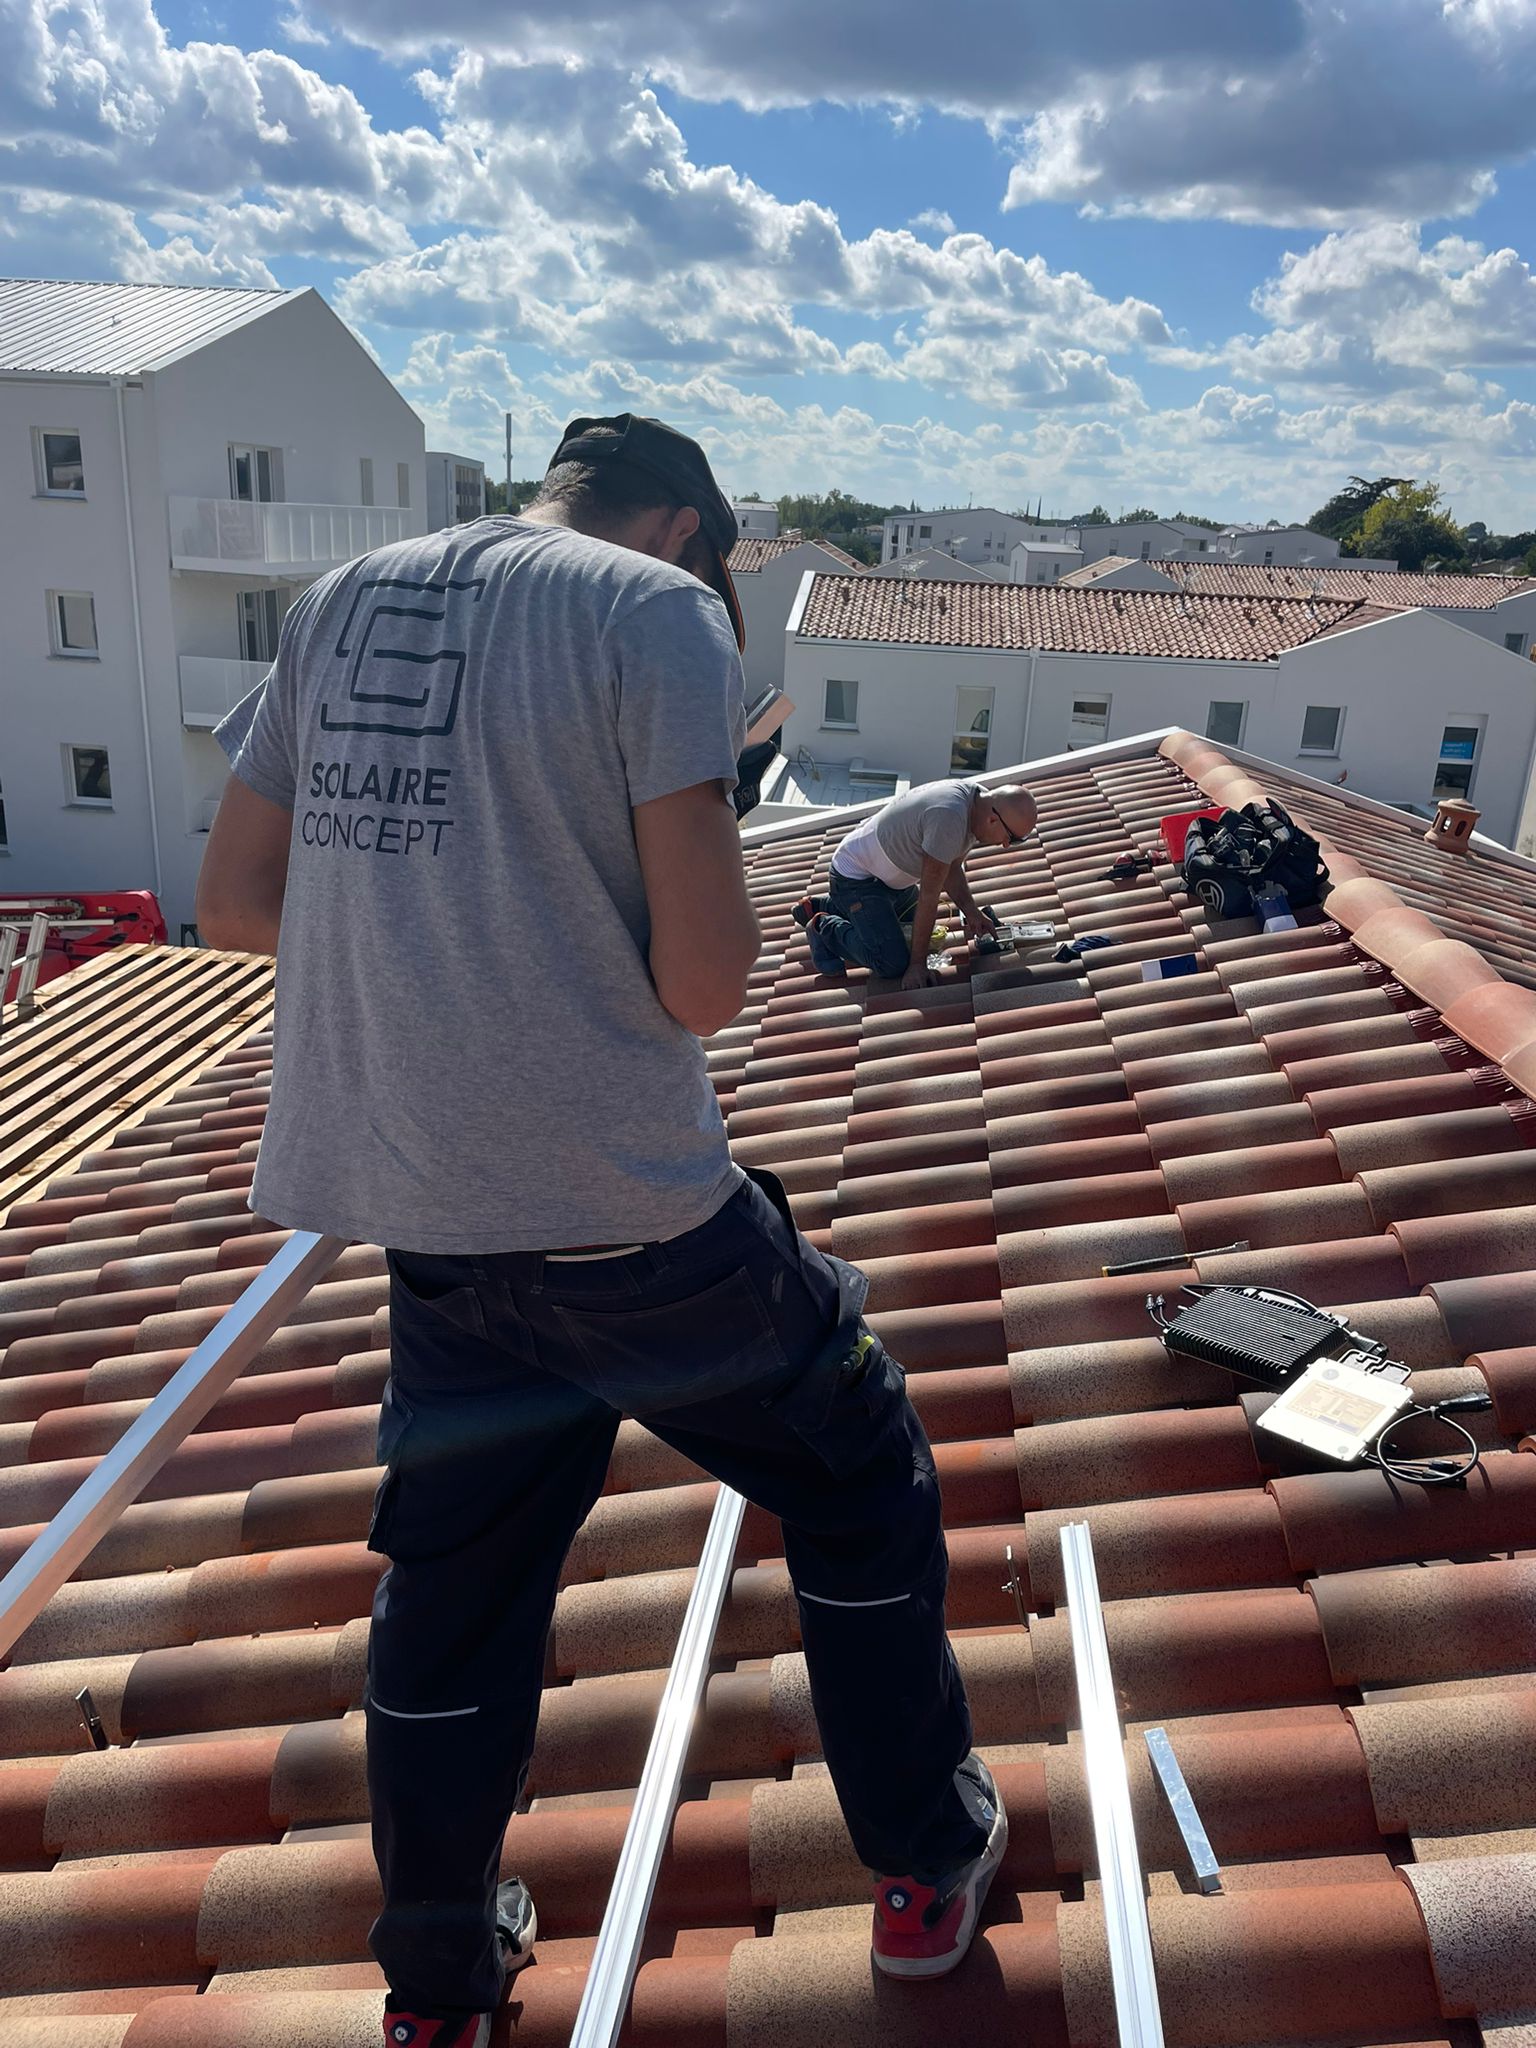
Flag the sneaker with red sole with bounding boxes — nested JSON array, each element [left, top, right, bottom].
[[871, 1755, 1007, 1980], [381, 1879, 536, 2047]]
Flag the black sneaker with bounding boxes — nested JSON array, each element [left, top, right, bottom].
[[871, 1755, 1008, 1980]]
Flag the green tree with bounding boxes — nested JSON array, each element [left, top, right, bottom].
[[1357, 481, 1465, 571], [1069, 504, 1112, 524], [1525, 543, 1536, 577], [1122, 506, 1160, 524], [1307, 475, 1411, 546]]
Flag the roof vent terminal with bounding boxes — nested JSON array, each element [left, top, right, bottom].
[[1425, 795, 1480, 855]]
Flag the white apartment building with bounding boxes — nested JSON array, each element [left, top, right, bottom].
[[426, 450, 486, 528], [1072, 519, 1396, 570], [1, 278, 426, 936], [733, 499, 780, 540], [882, 508, 1070, 570], [1009, 540, 1086, 585], [781, 572, 1536, 845], [728, 534, 863, 703]]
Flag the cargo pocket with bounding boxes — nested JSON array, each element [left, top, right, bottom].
[[366, 1381, 413, 1557], [763, 1327, 908, 1477], [552, 1267, 786, 1417]]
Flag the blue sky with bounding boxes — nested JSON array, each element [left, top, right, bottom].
[[7, 0, 1536, 526]]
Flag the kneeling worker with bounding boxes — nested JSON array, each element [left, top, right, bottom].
[[796, 779, 1038, 990]]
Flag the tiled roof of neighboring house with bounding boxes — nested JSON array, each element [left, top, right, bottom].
[[797, 572, 1366, 661], [0, 277, 303, 375], [867, 549, 1005, 582], [729, 535, 863, 573], [1153, 562, 1536, 609], [4, 735, 1536, 2041], [1059, 555, 1144, 586]]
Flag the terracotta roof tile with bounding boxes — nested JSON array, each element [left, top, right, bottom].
[[727, 535, 863, 573], [3, 736, 1536, 2040], [796, 571, 1368, 658]]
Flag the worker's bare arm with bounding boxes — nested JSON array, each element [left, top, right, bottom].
[[900, 853, 951, 990], [636, 780, 760, 1038], [946, 858, 996, 940], [195, 775, 292, 956]]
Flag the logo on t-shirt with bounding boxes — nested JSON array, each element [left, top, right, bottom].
[[320, 575, 486, 738]]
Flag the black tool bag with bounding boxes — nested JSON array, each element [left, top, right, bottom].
[[1181, 798, 1329, 919]]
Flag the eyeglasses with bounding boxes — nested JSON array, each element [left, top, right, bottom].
[[990, 805, 1026, 848]]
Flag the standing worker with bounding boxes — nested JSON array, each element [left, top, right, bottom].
[[197, 415, 1007, 2048], [796, 779, 1039, 988]]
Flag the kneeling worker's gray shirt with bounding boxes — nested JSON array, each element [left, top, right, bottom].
[[216, 517, 747, 1253]]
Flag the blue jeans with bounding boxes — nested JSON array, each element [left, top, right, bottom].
[[366, 1169, 981, 2017], [811, 868, 919, 977]]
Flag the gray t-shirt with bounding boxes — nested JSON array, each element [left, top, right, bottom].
[[832, 778, 980, 887], [216, 517, 747, 1253]]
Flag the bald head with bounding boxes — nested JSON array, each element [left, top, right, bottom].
[[970, 784, 1038, 850]]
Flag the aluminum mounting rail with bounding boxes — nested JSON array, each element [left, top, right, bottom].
[[1060, 1520, 1167, 2048], [0, 1229, 346, 1661], [569, 1481, 747, 2048]]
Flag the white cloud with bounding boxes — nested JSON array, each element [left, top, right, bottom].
[[910, 209, 954, 236], [278, 9, 330, 45]]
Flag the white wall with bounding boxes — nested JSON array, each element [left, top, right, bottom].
[[1069, 560, 1180, 592], [426, 452, 487, 530], [1009, 544, 1084, 584], [1212, 528, 1343, 566], [1, 289, 429, 936], [737, 542, 856, 702], [734, 501, 779, 539], [0, 376, 161, 900], [784, 608, 1536, 843]]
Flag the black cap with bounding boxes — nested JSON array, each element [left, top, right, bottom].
[[547, 413, 745, 650]]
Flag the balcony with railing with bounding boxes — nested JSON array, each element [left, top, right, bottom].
[[178, 654, 273, 728], [169, 496, 412, 575]]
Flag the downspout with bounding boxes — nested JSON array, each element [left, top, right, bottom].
[[1020, 647, 1039, 764], [112, 376, 164, 902]]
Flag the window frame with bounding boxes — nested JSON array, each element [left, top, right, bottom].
[[822, 678, 860, 731], [236, 587, 290, 665], [1298, 704, 1344, 756], [48, 589, 98, 658], [63, 744, 113, 808], [396, 461, 411, 509], [228, 443, 282, 503], [1433, 717, 1485, 803], [950, 684, 994, 776], [1067, 695, 1112, 751], [1205, 699, 1248, 747], [33, 427, 85, 498], [1505, 631, 1527, 656]]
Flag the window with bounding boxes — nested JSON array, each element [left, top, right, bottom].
[[1068, 697, 1111, 749], [34, 429, 84, 495], [359, 457, 375, 507], [49, 590, 97, 656], [951, 686, 993, 775], [1140, 541, 1152, 559], [455, 464, 483, 521], [1299, 705, 1342, 755], [65, 746, 112, 805], [397, 462, 411, 509], [1206, 700, 1247, 746], [919, 524, 931, 539], [237, 588, 289, 664], [1434, 720, 1483, 801], [1264, 549, 1274, 565], [1506, 632, 1527, 656], [228, 444, 282, 502], [823, 678, 859, 729], [1198, 538, 1209, 551]]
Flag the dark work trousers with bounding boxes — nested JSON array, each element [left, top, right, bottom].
[[366, 1169, 982, 2018], [810, 869, 919, 977]]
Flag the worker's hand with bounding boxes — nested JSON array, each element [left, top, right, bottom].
[[900, 961, 934, 991], [964, 910, 998, 942]]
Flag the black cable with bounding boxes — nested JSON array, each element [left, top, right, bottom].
[[1369, 1394, 1491, 1488]]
